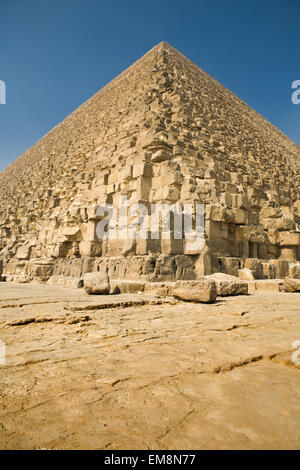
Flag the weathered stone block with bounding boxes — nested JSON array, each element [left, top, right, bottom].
[[272, 260, 289, 279], [255, 280, 283, 292], [289, 263, 300, 279], [110, 279, 145, 294], [282, 278, 300, 293], [47, 276, 83, 289], [143, 281, 175, 296], [244, 259, 263, 279], [79, 241, 101, 257], [206, 273, 248, 296], [280, 247, 297, 261], [238, 268, 255, 281], [172, 280, 217, 303], [279, 232, 300, 246], [16, 245, 31, 260], [83, 272, 110, 295]]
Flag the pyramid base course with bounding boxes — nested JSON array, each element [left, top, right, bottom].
[[2, 254, 300, 287]]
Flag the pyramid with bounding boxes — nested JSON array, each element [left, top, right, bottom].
[[0, 41, 300, 284]]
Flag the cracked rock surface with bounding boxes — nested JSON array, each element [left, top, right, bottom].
[[0, 283, 299, 449]]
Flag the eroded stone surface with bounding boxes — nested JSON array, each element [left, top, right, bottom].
[[173, 279, 217, 303], [205, 273, 248, 296], [84, 272, 110, 295], [0, 283, 299, 450], [282, 278, 300, 293]]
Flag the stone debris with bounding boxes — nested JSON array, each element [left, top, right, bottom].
[[247, 279, 283, 293], [172, 279, 217, 303], [83, 272, 110, 295], [110, 279, 146, 294], [282, 278, 300, 293], [205, 273, 248, 296], [47, 275, 83, 289]]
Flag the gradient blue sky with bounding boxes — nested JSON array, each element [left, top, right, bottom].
[[0, 0, 299, 172]]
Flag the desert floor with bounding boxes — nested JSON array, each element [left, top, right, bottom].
[[0, 283, 299, 450]]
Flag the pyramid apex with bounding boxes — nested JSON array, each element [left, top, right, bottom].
[[155, 41, 172, 48], [150, 41, 175, 52]]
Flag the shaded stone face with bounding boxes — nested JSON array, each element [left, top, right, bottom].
[[0, 41, 299, 283]]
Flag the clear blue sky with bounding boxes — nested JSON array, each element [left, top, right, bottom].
[[0, 0, 299, 172]]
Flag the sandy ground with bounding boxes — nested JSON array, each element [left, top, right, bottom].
[[0, 283, 299, 450]]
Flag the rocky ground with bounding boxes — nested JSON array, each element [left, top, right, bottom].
[[0, 283, 299, 450]]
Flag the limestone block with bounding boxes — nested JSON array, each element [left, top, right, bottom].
[[280, 247, 296, 261], [272, 260, 289, 279], [172, 280, 217, 303], [82, 221, 97, 242], [260, 207, 281, 219], [274, 218, 295, 231], [135, 238, 160, 255], [247, 280, 257, 294], [136, 176, 152, 200], [232, 208, 248, 225], [289, 263, 300, 279], [86, 205, 99, 220], [262, 262, 276, 279], [183, 238, 206, 255], [52, 242, 70, 258], [282, 278, 300, 293], [61, 226, 81, 240], [267, 244, 279, 258], [248, 187, 266, 201], [194, 252, 211, 277], [255, 280, 283, 292], [121, 239, 136, 256], [132, 163, 152, 178], [161, 238, 183, 255], [279, 231, 300, 246], [11, 274, 33, 283], [232, 194, 250, 210], [119, 165, 133, 181], [240, 226, 267, 244], [244, 259, 263, 279], [83, 272, 110, 295], [238, 240, 250, 257], [29, 260, 54, 278], [120, 179, 136, 194], [257, 243, 267, 259], [106, 184, 115, 195], [153, 185, 180, 202], [79, 241, 101, 257], [214, 257, 240, 277], [206, 205, 227, 222], [143, 281, 175, 296], [220, 192, 232, 207], [16, 245, 31, 260], [110, 279, 146, 294], [151, 149, 171, 163], [47, 276, 83, 289], [103, 239, 127, 257], [206, 273, 248, 296], [238, 268, 255, 281], [96, 173, 109, 186]]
